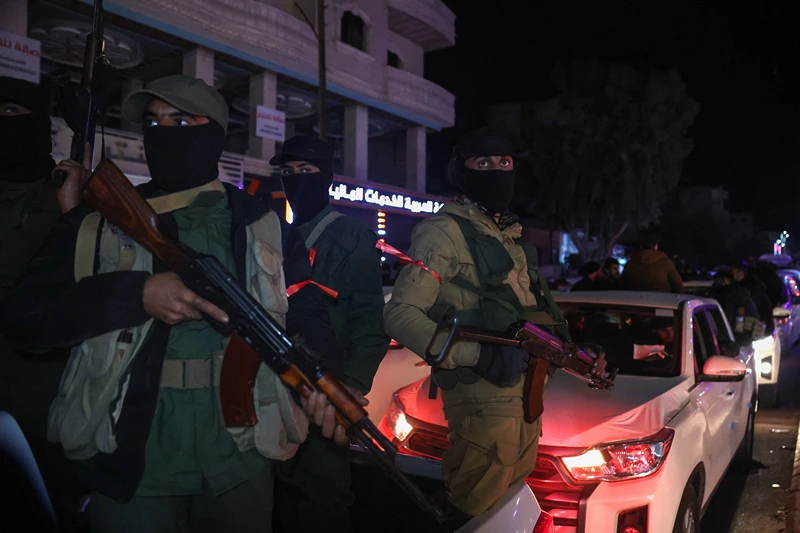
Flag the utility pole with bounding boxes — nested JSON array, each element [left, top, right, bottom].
[[296, 1, 326, 140]]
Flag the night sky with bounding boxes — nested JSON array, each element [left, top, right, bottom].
[[425, 1, 800, 238]]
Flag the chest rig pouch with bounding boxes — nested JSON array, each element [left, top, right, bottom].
[[428, 214, 532, 392]]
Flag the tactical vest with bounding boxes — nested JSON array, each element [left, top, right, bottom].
[[429, 214, 567, 391], [47, 184, 308, 461]]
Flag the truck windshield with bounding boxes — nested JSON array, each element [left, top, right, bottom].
[[558, 304, 682, 378]]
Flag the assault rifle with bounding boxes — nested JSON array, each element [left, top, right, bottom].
[[52, 0, 110, 184], [426, 318, 618, 422], [82, 159, 446, 524]]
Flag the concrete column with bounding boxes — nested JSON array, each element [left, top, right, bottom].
[[182, 47, 215, 86], [0, 0, 27, 36], [247, 70, 278, 161], [284, 121, 297, 140], [344, 104, 368, 181], [120, 78, 144, 133], [405, 126, 426, 192]]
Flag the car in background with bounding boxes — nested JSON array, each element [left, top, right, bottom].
[[683, 279, 784, 405], [376, 292, 756, 533], [682, 280, 714, 298], [759, 254, 796, 269], [777, 269, 800, 344]]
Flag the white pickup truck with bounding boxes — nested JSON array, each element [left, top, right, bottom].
[[370, 292, 756, 533]]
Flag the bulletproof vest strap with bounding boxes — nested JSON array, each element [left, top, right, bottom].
[[305, 211, 343, 250], [146, 180, 226, 215], [443, 213, 526, 316], [74, 213, 103, 282]]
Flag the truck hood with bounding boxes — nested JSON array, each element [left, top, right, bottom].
[[397, 373, 691, 450], [539, 372, 691, 448]]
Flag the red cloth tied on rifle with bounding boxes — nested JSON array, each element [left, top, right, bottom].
[[286, 248, 339, 298], [376, 241, 442, 284]]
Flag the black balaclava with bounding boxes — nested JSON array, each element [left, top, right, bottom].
[[0, 77, 55, 183], [273, 135, 335, 225], [143, 120, 225, 193], [448, 127, 517, 214], [281, 159, 333, 224]]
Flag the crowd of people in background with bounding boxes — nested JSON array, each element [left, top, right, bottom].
[[568, 228, 791, 345]]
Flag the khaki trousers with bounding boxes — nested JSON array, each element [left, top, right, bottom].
[[441, 414, 541, 517]]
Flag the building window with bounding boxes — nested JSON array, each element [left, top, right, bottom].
[[341, 12, 366, 50], [387, 50, 402, 69]]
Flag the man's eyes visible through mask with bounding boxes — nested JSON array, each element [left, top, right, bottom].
[[281, 168, 294, 176]]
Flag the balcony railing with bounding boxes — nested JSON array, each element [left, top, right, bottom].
[[384, 67, 455, 128], [107, 0, 455, 129], [387, 0, 455, 51]]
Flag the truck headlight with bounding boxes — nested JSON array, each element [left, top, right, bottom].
[[560, 428, 674, 482], [759, 356, 773, 379], [385, 394, 414, 442]]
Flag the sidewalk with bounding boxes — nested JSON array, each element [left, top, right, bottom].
[[789, 410, 800, 532]]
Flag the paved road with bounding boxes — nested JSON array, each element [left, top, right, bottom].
[[702, 341, 800, 533]]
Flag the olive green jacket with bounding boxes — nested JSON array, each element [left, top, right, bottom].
[[297, 205, 389, 393], [0, 178, 63, 440], [0, 179, 61, 298], [384, 200, 543, 371]]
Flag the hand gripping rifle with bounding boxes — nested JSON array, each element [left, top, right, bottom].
[[426, 318, 618, 422], [83, 159, 446, 524]]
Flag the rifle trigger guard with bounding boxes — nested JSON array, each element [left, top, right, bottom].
[[425, 317, 460, 367]]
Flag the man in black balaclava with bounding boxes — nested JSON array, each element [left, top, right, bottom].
[[270, 135, 388, 533], [0, 76, 62, 292], [385, 127, 607, 530], [1, 75, 352, 533], [0, 76, 93, 530]]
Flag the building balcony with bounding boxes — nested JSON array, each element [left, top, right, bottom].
[[101, 0, 455, 129], [384, 66, 455, 128], [387, 0, 455, 51]]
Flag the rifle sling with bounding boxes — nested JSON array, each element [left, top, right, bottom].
[[305, 211, 343, 250]]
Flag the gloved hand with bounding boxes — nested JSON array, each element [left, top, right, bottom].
[[474, 344, 530, 387], [578, 342, 608, 378]]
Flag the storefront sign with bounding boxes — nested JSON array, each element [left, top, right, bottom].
[[329, 182, 444, 215], [255, 105, 286, 142], [0, 31, 41, 83]]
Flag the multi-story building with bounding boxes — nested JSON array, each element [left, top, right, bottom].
[[2, 0, 455, 252]]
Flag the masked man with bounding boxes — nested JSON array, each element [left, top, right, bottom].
[[384, 127, 606, 530], [268, 135, 388, 532], [0, 75, 349, 533], [0, 76, 93, 528]]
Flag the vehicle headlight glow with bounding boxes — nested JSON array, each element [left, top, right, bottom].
[[759, 356, 773, 378], [560, 428, 675, 482], [753, 335, 775, 352], [385, 394, 414, 441]]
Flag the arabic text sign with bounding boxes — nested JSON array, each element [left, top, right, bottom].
[[0, 31, 41, 83], [329, 182, 444, 215], [255, 105, 286, 142]]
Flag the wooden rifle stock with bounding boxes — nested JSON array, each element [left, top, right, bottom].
[[83, 160, 192, 269]]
